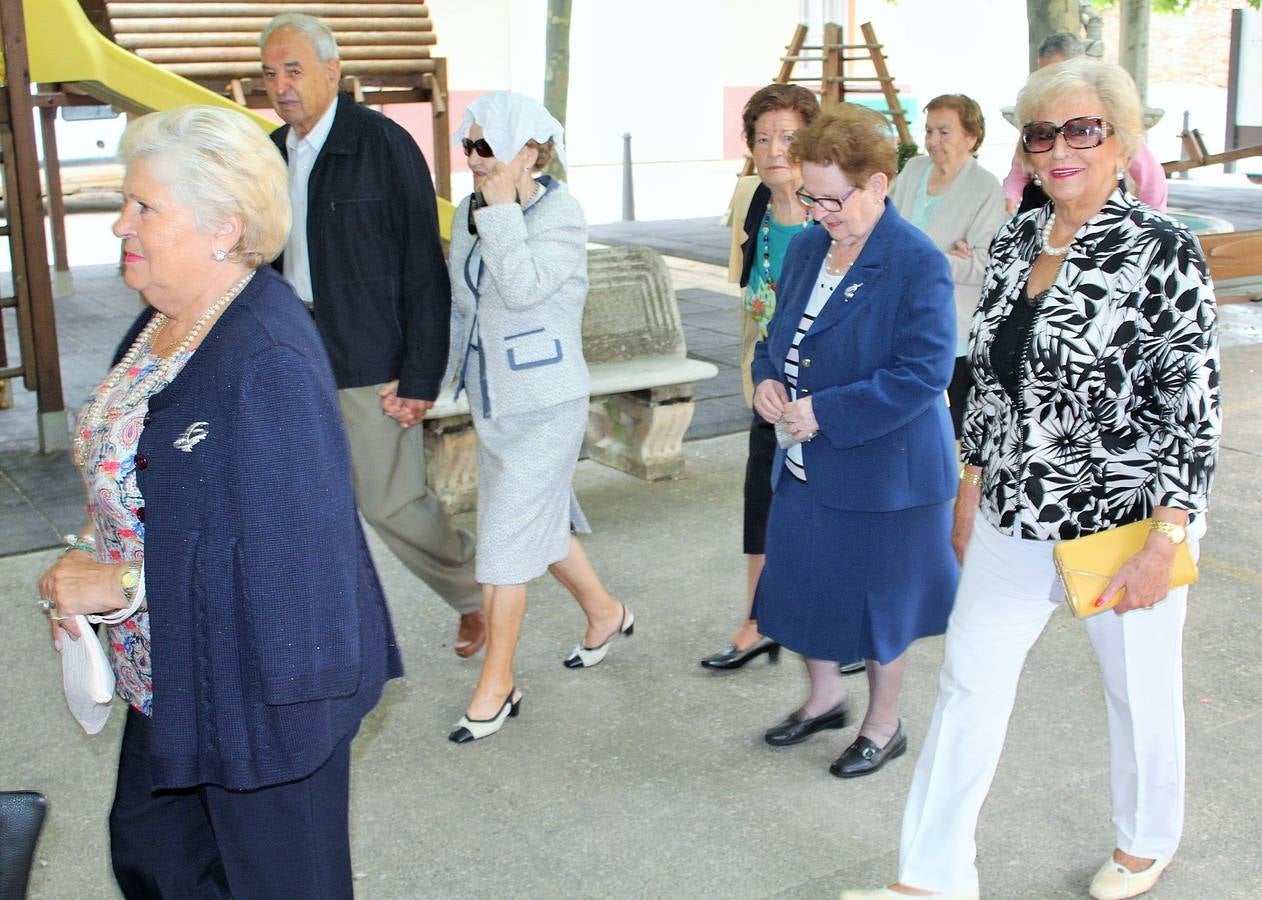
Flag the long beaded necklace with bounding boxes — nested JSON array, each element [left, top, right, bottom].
[[760, 199, 809, 292], [1040, 212, 1073, 256], [72, 271, 254, 467]]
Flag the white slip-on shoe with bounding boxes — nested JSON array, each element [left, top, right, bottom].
[[1088, 856, 1170, 900]]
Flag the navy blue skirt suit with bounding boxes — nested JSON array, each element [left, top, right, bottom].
[[751, 200, 960, 664]]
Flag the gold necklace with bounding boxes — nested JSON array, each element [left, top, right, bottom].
[[72, 272, 254, 467]]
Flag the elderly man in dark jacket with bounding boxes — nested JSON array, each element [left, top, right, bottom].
[[260, 13, 484, 656]]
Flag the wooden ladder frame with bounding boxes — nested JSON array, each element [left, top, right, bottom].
[[0, 0, 68, 448], [741, 21, 913, 177]]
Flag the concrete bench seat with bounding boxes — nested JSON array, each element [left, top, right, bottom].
[[423, 245, 720, 513], [426, 356, 719, 419]]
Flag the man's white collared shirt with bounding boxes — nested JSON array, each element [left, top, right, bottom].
[[283, 98, 338, 306]]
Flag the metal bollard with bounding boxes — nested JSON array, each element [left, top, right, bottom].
[[621, 132, 635, 221], [1178, 111, 1190, 180]]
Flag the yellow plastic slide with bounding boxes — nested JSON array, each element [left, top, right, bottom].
[[26, 0, 274, 129], [23, 0, 455, 239]]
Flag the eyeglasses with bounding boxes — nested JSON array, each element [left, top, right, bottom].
[[1020, 116, 1114, 153], [796, 185, 859, 213], [461, 137, 495, 158]]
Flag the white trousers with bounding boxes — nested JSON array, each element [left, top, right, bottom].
[[897, 512, 1200, 895]]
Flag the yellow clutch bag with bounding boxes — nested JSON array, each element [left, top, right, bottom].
[[1053, 519, 1198, 618]]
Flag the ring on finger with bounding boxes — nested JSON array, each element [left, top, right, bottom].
[[38, 597, 56, 613]]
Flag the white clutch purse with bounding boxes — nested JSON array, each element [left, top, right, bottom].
[[57, 616, 115, 734]]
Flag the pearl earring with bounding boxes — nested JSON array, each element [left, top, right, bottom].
[[212, 248, 227, 262], [1032, 175, 1042, 187]]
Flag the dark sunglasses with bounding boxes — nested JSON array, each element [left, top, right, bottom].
[[1020, 116, 1113, 153], [461, 137, 495, 158]]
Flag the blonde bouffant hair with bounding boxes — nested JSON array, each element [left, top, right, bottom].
[[1015, 57, 1144, 164]]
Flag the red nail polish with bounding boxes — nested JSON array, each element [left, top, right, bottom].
[[1094, 596, 1105, 607]]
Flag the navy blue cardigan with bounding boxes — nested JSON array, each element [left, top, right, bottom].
[[118, 266, 403, 791], [752, 200, 958, 511]]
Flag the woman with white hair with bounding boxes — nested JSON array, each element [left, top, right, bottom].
[[37, 105, 401, 897], [446, 92, 630, 744], [842, 58, 1220, 900]]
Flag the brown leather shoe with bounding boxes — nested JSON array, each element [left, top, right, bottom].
[[454, 611, 486, 658]]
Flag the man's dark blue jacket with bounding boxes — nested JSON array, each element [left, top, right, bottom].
[[120, 266, 403, 791], [270, 94, 452, 401]]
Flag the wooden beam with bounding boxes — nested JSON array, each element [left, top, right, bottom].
[[430, 56, 450, 201], [38, 106, 71, 280], [0, 0, 67, 448]]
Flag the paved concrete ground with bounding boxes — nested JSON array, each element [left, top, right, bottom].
[[5, 340, 1262, 899]]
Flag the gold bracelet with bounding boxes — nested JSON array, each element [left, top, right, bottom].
[[959, 469, 982, 487]]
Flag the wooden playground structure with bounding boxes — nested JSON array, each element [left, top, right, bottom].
[[0, 0, 452, 450], [739, 21, 913, 178]]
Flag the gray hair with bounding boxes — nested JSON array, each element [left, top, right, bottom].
[[1015, 58, 1144, 162], [1037, 31, 1084, 61], [259, 13, 340, 62], [118, 106, 291, 268]]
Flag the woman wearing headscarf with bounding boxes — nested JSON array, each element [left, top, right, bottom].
[[37, 105, 401, 898], [446, 92, 631, 744]]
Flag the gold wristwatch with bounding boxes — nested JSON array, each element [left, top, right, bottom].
[[1149, 521, 1187, 544], [120, 563, 143, 603]]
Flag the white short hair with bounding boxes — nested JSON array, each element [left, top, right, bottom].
[[119, 106, 291, 267], [259, 13, 340, 61]]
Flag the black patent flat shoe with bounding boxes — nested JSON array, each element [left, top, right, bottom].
[[829, 721, 907, 777], [839, 659, 866, 675], [700, 637, 781, 670], [763, 700, 850, 747]]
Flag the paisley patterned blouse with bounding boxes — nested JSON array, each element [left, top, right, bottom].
[[75, 344, 192, 715], [962, 189, 1221, 541]]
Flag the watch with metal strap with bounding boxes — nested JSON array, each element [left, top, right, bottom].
[[1149, 520, 1187, 545], [119, 562, 143, 603]]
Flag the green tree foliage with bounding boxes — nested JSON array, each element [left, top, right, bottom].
[[1090, 0, 1259, 12]]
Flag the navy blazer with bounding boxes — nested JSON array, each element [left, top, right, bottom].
[[752, 200, 957, 512], [121, 267, 403, 791]]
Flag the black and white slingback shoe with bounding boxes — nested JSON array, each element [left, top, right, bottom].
[[562, 606, 635, 669], [447, 688, 522, 744]]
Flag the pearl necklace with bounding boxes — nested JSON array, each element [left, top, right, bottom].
[[824, 239, 854, 276], [1040, 212, 1073, 256], [760, 200, 809, 292], [72, 272, 254, 467]]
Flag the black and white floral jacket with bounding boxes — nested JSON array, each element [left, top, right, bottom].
[[962, 189, 1221, 542]]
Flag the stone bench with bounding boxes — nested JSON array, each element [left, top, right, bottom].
[[423, 245, 720, 513]]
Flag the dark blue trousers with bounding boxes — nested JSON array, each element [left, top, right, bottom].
[[109, 707, 355, 900]]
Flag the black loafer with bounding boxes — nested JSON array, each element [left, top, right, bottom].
[[700, 638, 781, 670], [764, 700, 850, 747], [829, 721, 907, 777], [839, 659, 866, 675]]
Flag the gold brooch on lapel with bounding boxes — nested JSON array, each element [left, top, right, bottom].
[[173, 421, 210, 453]]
